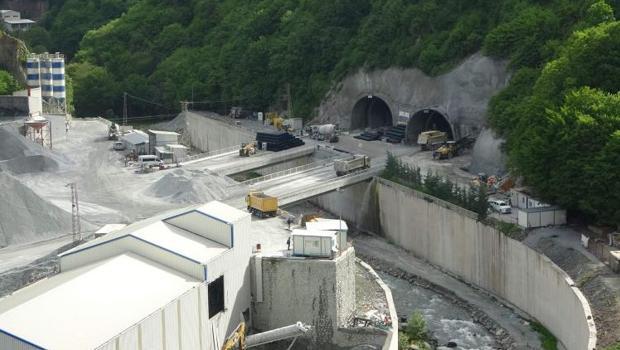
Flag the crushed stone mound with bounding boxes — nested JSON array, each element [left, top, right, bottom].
[[146, 168, 240, 204], [0, 124, 66, 174], [469, 128, 507, 176], [0, 172, 73, 247]]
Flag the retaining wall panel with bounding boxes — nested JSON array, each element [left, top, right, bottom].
[[375, 178, 596, 350]]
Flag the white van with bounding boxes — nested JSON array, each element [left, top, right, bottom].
[[138, 155, 163, 168], [488, 198, 512, 214]]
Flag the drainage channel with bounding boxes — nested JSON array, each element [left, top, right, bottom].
[[378, 272, 497, 349]]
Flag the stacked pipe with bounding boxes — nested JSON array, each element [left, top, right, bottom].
[[256, 132, 304, 152]]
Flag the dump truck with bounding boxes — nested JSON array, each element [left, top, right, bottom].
[[333, 155, 370, 176], [246, 191, 278, 218], [239, 142, 256, 157], [417, 130, 447, 150]]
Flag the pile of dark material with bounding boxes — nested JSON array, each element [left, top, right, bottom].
[[354, 130, 382, 141], [256, 131, 304, 152], [385, 124, 406, 143]]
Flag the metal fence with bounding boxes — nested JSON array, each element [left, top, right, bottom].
[[240, 159, 337, 186], [182, 145, 241, 164]]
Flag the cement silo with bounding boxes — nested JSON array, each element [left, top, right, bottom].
[[25, 52, 67, 114]]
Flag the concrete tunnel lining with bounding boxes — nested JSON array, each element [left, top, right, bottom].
[[351, 96, 393, 130], [406, 108, 454, 143]]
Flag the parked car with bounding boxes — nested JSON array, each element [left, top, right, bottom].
[[488, 198, 511, 214]]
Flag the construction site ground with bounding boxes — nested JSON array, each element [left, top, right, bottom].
[[524, 226, 620, 346], [1, 112, 614, 348]]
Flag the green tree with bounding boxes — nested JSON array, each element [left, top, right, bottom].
[[0, 70, 20, 95], [406, 311, 428, 341]]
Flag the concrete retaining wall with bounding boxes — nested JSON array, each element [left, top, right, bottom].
[[252, 248, 356, 349], [309, 180, 379, 233], [375, 178, 596, 350], [184, 111, 254, 152], [0, 96, 28, 116]]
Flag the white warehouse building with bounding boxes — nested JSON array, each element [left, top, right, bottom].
[[0, 201, 252, 350]]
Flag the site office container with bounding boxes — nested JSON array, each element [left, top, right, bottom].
[[291, 230, 336, 258]]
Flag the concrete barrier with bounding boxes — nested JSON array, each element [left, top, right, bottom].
[[184, 111, 254, 152], [375, 178, 596, 350]]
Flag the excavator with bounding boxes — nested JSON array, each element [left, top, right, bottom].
[[222, 321, 311, 350], [239, 142, 257, 157], [265, 112, 292, 132]]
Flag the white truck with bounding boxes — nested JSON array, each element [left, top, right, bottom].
[[333, 155, 370, 176]]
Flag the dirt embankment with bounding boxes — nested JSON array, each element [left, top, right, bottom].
[[0, 31, 28, 85]]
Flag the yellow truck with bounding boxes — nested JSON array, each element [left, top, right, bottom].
[[417, 130, 448, 150], [246, 191, 278, 218]]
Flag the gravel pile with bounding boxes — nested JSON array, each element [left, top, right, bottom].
[[0, 124, 67, 174], [146, 168, 241, 204], [0, 172, 73, 247]]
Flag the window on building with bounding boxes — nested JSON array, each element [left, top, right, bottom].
[[208, 276, 225, 318]]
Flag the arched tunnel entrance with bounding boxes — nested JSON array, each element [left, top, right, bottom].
[[406, 108, 454, 143], [351, 96, 393, 130]]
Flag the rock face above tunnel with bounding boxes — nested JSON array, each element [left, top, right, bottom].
[[317, 53, 509, 141]]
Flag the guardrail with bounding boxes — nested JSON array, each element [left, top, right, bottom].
[[275, 165, 383, 205], [181, 145, 241, 164], [240, 159, 337, 186]]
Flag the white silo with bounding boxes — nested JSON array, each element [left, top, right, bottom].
[[39, 53, 53, 98], [51, 53, 66, 99], [26, 55, 41, 88]]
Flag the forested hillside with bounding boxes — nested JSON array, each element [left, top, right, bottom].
[[21, 0, 620, 224]]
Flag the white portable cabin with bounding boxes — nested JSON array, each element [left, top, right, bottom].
[[147, 129, 180, 154], [517, 206, 567, 228], [306, 219, 348, 251], [0, 201, 252, 350], [291, 229, 336, 258]]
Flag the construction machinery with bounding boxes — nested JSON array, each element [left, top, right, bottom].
[[309, 124, 339, 142], [246, 191, 278, 218], [108, 123, 120, 140], [417, 130, 448, 150], [265, 112, 291, 132], [432, 137, 475, 159], [334, 155, 370, 176], [239, 142, 257, 157], [222, 321, 312, 350]]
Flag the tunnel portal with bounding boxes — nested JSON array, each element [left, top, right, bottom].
[[350, 96, 393, 130], [406, 108, 454, 143]]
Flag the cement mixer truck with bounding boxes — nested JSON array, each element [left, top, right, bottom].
[[309, 124, 339, 142]]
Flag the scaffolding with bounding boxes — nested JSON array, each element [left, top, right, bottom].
[[24, 116, 52, 149]]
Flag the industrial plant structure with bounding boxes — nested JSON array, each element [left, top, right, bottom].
[[26, 53, 67, 114], [0, 201, 252, 350]]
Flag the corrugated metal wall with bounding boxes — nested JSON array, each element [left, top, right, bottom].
[[140, 312, 163, 350], [0, 332, 39, 350]]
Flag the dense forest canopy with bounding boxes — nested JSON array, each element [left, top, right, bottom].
[[17, 0, 620, 224]]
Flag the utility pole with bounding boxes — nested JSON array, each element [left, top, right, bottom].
[[123, 92, 128, 125], [286, 83, 293, 118], [66, 183, 82, 242]]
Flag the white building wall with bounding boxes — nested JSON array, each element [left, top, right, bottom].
[[0, 332, 39, 350], [165, 212, 232, 247], [60, 236, 205, 280], [180, 288, 201, 350], [140, 313, 163, 350], [118, 327, 138, 350]]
